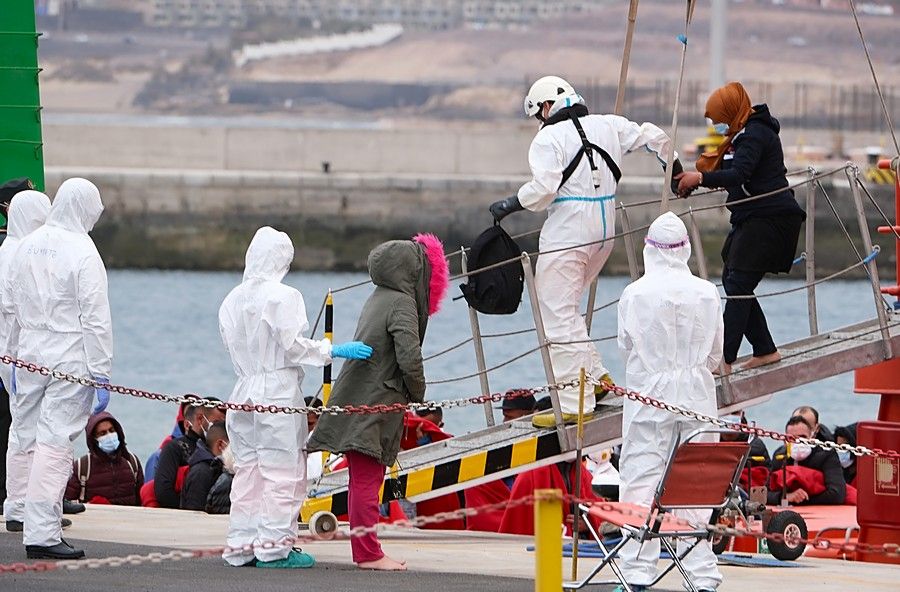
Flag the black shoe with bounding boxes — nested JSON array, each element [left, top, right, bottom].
[[7, 518, 73, 532], [25, 539, 85, 560], [5, 520, 23, 532], [63, 500, 86, 514]]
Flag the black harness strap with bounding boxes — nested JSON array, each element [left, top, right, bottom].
[[558, 113, 622, 190]]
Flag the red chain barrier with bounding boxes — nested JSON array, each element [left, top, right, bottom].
[[2, 493, 898, 575], [594, 377, 900, 460]]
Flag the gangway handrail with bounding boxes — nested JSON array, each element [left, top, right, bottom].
[[312, 162, 889, 435], [310, 164, 853, 336], [321, 165, 852, 303], [321, 164, 875, 377]]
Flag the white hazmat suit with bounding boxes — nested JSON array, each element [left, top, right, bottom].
[[1, 190, 51, 524], [616, 212, 724, 590], [219, 227, 332, 566], [519, 110, 673, 414], [8, 178, 111, 548]]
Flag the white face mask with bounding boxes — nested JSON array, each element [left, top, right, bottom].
[[218, 444, 235, 473], [790, 442, 812, 461]]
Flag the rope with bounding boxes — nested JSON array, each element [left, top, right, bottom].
[[818, 173, 892, 311], [423, 337, 473, 362], [309, 293, 328, 337], [721, 247, 878, 300], [0, 352, 577, 416], [857, 176, 900, 242], [326, 166, 852, 294], [0, 496, 539, 574], [725, 318, 900, 380], [2, 493, 895, 574], [848, 0, 900, 157], [481, 327, 536, 339], [589, 374, 900, 460], [5, 489, 900, 575], [425, 344, 545, 385]]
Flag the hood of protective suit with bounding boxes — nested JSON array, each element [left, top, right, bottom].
[[46, 178, 104, 234], [6, 190, 50, 240], [242, 226, 293, 283], [643, 212, 692, 274]]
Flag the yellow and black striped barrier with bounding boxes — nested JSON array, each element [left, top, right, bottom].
[[323, 291, 333, 404], [865, 166, 896, 185], [301, 430, 563, 519]]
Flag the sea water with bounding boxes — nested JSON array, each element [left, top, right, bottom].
[[86, 270, 882, 462]]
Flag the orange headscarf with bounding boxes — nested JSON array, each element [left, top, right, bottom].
[[696, 81, 755, 173]]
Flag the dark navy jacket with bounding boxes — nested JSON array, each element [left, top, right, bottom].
[[701, 105, 805, 225], [180, 440, 223, 511]]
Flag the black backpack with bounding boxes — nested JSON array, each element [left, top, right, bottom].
[[458, 224, 524, 315]]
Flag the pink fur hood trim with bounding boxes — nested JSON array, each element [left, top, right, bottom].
[[413, 233, 449, 316]]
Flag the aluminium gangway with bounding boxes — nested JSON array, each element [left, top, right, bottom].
[[301, 164, 899, 519]]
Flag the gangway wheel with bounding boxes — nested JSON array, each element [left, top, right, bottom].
[[765, 510, 808, 561], [309, 511, 339, 540]]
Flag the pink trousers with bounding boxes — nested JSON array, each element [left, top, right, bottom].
[[345, 450, 386, 564]]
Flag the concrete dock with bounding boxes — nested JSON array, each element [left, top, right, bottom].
[[1, 505, 897, 591]]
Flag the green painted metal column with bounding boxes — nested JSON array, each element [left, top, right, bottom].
[[0, 1, 44, 190]]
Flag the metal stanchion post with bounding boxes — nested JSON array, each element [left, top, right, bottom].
[[535, 489, 564, 592], [571, 368, 587, 580], [805, 168, 819, 335], [848, 167, 893, 359], [461, 248, 496, 427], [522, 253, 568, 451]]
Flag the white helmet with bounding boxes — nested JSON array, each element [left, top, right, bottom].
[[524, 75, 579, 119]]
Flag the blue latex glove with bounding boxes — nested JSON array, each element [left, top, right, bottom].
[[93, 376, 110, 414], [332, 341, 373, 360], [9, 367, 16, 397]]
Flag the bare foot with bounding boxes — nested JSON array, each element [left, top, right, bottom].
[[357, 556, 407, 571], [713, 363, 732, 376], [740, 351, 782, 370]]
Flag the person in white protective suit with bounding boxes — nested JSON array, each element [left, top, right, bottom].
[[616, 212, 724, 592], [1, 190, 51, 532], [490, 76, 682, 428], [7, 178, 112, 560], [218, 227, 372, 569]]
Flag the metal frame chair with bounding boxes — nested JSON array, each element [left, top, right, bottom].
[[564, 427, 752, 592]]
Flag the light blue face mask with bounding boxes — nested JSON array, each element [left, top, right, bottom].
[[97, 432, 120, 454], [713, 122, 730, 136], [837, 450, 854, 468]]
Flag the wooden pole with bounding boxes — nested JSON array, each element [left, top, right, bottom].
[[661, 1, 697, 214], [585, 0, 640, 334]]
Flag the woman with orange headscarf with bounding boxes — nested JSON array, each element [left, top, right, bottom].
[[675, 82, 805, 373]]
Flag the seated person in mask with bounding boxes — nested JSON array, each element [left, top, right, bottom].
[[833, 423, 859, 487], [154, 401, 226, 508], [769, 415, 846, 506], [64, 412, 143, 506], [181, 421, 229, 511]]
